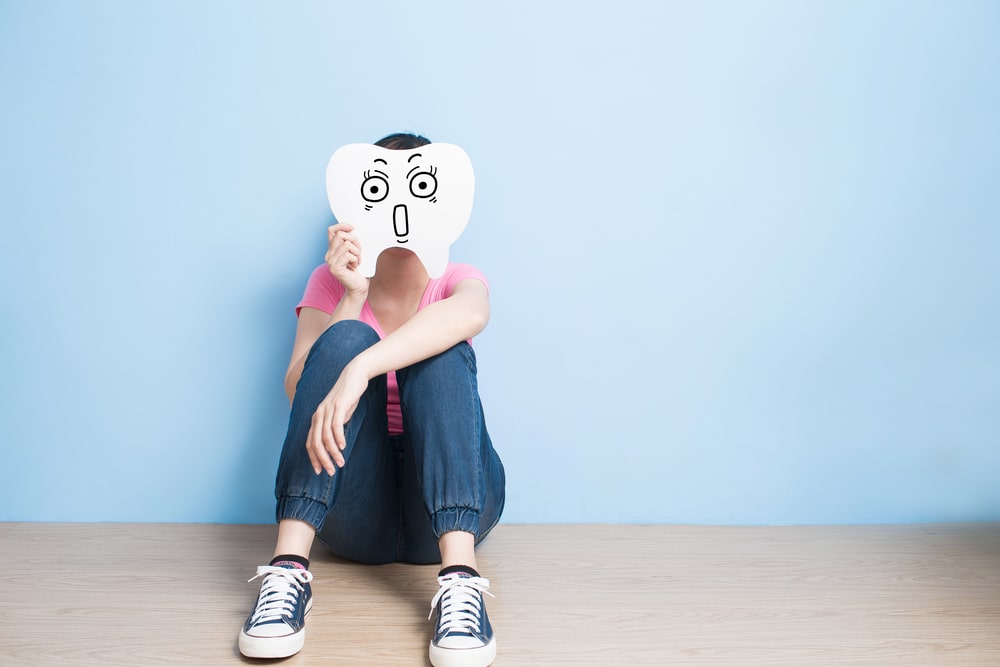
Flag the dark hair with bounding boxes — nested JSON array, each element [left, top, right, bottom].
[[375, 132, 431, 150]]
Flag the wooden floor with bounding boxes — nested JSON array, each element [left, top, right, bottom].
[[1, 523, 998, 666]]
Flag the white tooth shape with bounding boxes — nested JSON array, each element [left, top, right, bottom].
[[326, 143, 475, 278]]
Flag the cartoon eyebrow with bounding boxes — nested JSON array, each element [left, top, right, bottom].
[[407, 153, 422, 163], [374, 158, 388, 165], [407, 163, 437, 178]]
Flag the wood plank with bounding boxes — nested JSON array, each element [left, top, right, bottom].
[[0, 523, 997, 665]]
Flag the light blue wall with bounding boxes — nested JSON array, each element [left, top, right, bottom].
[[2, 1, 998, 524]]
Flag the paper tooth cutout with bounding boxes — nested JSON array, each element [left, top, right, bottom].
[[326, 143, 475, 278]]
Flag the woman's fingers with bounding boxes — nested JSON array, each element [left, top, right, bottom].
[[321, 408, 344, 468], [311, 409, 339, 475], [305, 400, 350, 477], [332, 407, 348, 452], [327, 233, 363, 275], [328, 226, 360, 250], [308, 412, 336, 476], [305, 437, 322, 476]]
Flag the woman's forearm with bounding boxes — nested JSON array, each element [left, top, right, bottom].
[[351, 283, 489, 381]]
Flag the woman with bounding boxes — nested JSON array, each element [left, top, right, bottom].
[[238, 132, 505, 667]]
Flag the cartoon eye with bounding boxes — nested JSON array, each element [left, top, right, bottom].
[[409, 170, 438, 199], [361, 174, 389, 203]]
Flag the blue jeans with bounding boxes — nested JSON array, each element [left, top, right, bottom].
[[273, 320, 506, 565]]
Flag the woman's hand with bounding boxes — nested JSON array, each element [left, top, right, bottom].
[[305, 360, 370, 476], [325, 223, 369, 298]]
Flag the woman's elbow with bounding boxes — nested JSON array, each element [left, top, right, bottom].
[[466, 303, 490, 338], [283, 372, 299, 404]]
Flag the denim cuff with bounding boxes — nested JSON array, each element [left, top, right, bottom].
[[275, 495, 328, 532], [431, 507, 481, 538]]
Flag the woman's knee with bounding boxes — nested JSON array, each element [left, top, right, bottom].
[[398, 342, 477, 390], [306, 320, 380, 367]]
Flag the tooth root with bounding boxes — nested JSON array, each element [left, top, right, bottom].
[[419, 246, 450, 278]]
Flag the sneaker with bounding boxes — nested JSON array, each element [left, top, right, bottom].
[[428, 568, 497, 667], [238, 565, 314, 658]]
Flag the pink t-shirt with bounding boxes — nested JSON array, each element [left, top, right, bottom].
[[296, 263, 489, 434]]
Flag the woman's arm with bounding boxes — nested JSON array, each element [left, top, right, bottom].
[[284, 223, 369, 401], [283, 295, 366, 402], [304, 278, 490, 476], [353, 278, 489, 381]]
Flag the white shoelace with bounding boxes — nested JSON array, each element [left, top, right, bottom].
[[247, 565, 314, 625], [428, 574, 495, 633]]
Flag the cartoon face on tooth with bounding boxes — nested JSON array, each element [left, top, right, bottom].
[[326, 143, 475, 278]]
